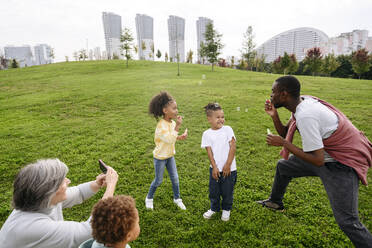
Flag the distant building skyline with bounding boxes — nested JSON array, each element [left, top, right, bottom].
[[102, 12, 122, 59], [135, 14, 154, 60], [321, 29, 370, 56], [168, 15, 185, 63], [256, 27, 329, 63], [4, 44, 53, 67], [257, 27, 372, 63], [196, 17, 213, 63]]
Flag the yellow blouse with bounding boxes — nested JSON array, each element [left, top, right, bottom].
[[153, 119, 178, 160]]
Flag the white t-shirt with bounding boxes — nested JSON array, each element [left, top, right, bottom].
[[294, 97, 338, 162], [201, 125, 237, 172]]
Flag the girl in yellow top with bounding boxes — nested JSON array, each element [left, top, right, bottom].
[[145, 92, 188, 210]]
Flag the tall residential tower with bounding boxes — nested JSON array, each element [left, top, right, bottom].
[[135, 14, 154, 60], [102, 12, 122, 59], [196, 17, 213, 63], [168, 15, 185, 63]]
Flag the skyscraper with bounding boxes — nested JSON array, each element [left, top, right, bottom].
[[168, 15, 185, 63], [196, 17, 213, 63], [135, 14, 154, 60], [102, 12, 122, 59]]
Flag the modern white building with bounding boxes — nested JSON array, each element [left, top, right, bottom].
[[168, 15, 185, 63], [366, 37, 372, 53], [102, 12, 122, 59], [4, 45, 34, 67], [34, 44, 52, 65], [320, 29, 371, 56], [256, 27, 329, 62], [135, 14, 154, 60], [196, 17, 213, 63]]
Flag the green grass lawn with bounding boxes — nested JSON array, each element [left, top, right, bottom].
[[0, 60, 371, 247]]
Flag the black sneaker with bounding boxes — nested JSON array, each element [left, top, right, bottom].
[[256, 199, 284, 211]]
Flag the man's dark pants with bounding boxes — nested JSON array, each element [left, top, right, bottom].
[[270, 155, 372, 248], [209, 168, 237, 212]]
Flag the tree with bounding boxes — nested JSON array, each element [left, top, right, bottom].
[[0, 56, 8, 69], [156, 49, 161, 60], [73, 51, 79, 61], [303, 47, 322, 76], [241, 26, 256, 70], [230, 56, 235, 68], [198, 45, 206, 64], [351, 49, 370, 79], [151, 43, 154, 54], [11, 59, 19, 68], [49, 48, 55, 60], [200, 22, 224, 71], [120, 27, 134, 68], [164, 52, 168, 62], [78, 49, 88, 61], [272, 56, 283, 74], [186, 49, 193, 63], [331, 55, 353, 78], [287, 54, 299, 74], [237, 58, 247, 70], [253, 54, 266, 72], [134, 45, 138, 55], [321, 53, 340, 76], [65, 56, 69, 62], [280, 52, 291, 74], [140, 41, 146, 60]]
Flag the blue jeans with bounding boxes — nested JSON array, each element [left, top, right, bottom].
[[270, 155, 372, 248], [209, 168, 237, 212], [147, 157, 180, 199]]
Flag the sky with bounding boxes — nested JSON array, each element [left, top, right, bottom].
[[1, 0, 371, 62]]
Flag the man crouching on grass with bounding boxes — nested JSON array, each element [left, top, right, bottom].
[[258, 75, 372, 247]]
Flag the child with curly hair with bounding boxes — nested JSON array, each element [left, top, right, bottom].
[[201, 103, 237, 221], [79, 195, 140, 248], [145, 91, 188, 210]]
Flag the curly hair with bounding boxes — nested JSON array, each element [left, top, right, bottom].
[[149, 91, 174, 120], [204, 102, 222, 116], [275, 75, 301, 98], [91, 195, 137, 245]]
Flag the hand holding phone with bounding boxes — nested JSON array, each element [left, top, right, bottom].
[[98, 159, 108, 174]]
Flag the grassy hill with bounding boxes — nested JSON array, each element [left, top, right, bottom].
[[0, 60, 371, 247]]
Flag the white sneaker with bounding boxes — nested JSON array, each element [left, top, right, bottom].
[[203, 209, 216, 219], [173, 198, 186, 210], [145, 198, 153, 210], [221, 210, 230, 221]]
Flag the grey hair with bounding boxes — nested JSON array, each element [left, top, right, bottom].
[[12, 159, 68, 211]]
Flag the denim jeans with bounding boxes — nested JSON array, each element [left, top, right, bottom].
[[209, 168, 237, 212], [269, 155, 372, 248], [147, 157, 180, 199]]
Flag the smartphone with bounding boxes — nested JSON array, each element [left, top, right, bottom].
[[98, 159, 108, 174]]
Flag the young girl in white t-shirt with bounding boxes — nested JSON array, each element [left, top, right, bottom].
[[201, 103, 237, 221]]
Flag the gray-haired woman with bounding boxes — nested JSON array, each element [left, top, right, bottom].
[[0, 158, 118, 248]]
